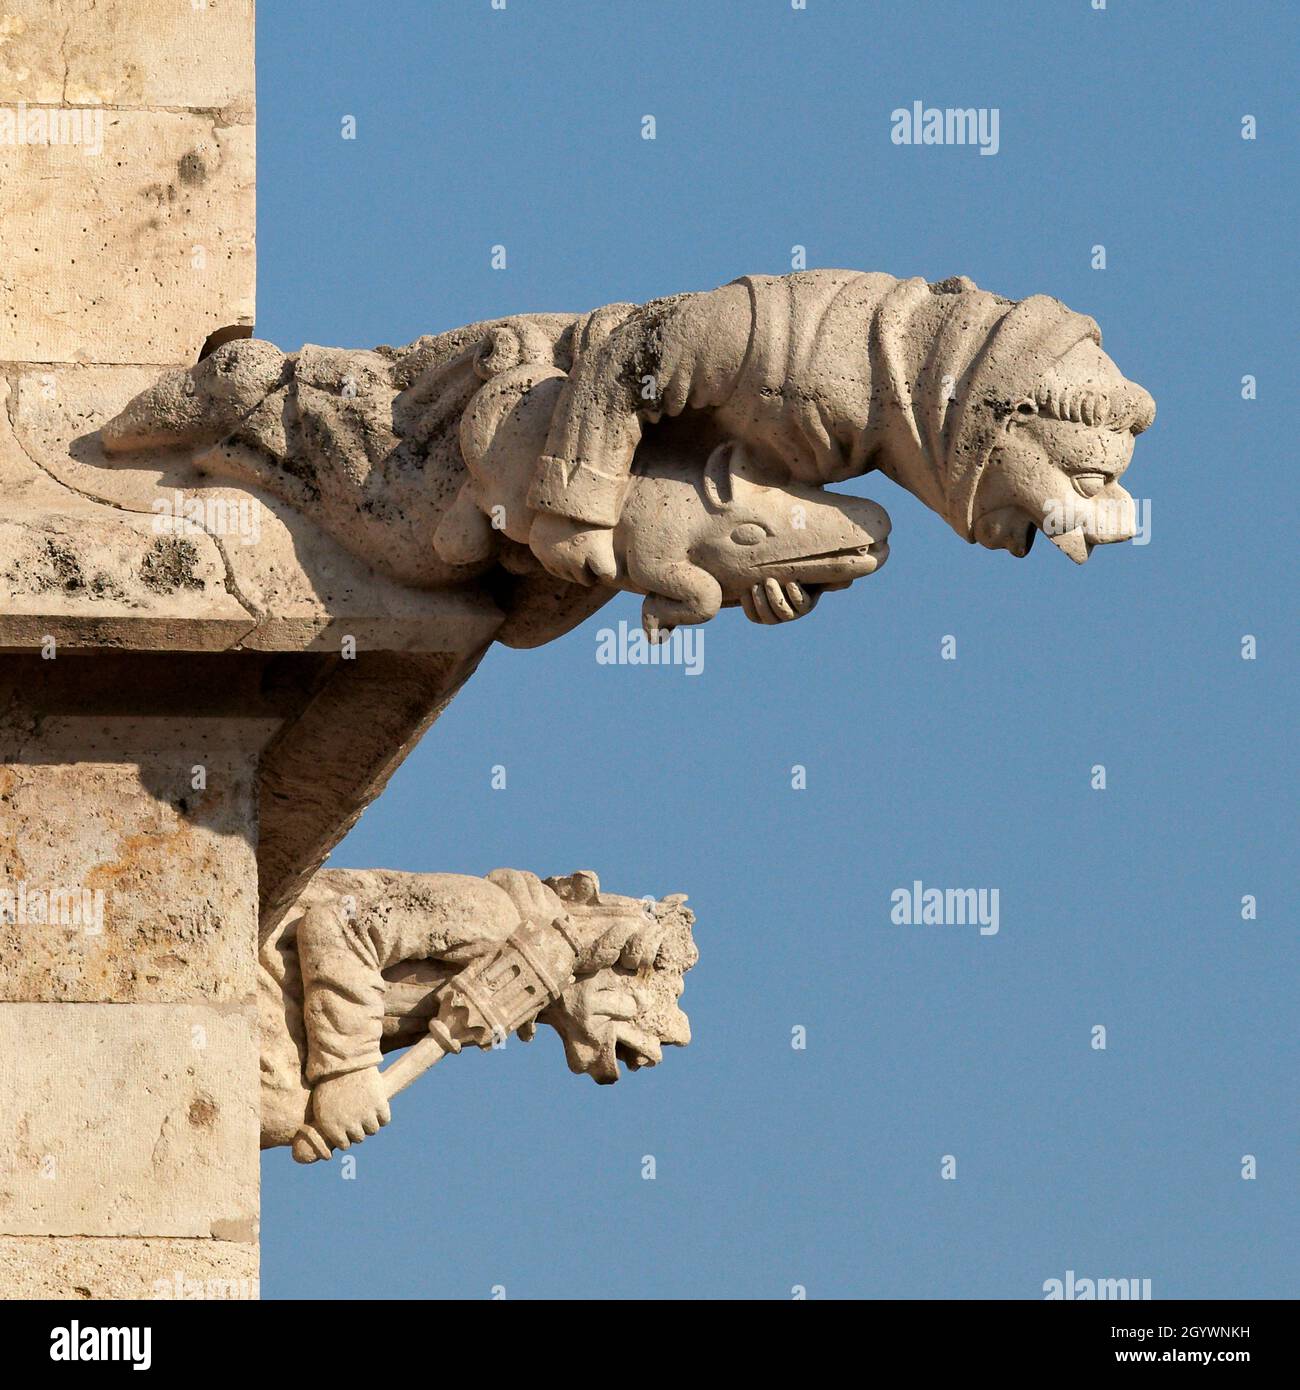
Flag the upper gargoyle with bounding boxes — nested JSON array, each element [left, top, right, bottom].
[[99, 269, 1155, 644]]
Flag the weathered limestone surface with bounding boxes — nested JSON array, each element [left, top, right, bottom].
[[0, 0, 255, 365], [0, 646, 492, 988], [0, 1236, 258, 1301], [0, 0, 270, 1301], [2, 652, 289, 1008], [0, 113, 254, 365], [0, 0, 255, 112], [0, 1003, 258, 1238], [0, 757, 259, 1004]]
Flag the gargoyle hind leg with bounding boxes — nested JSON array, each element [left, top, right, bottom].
[[431, 479, 498, 566]]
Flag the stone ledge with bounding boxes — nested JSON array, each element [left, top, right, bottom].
[[0, 1235, 259, 1300], [0, 366, 505, 654]]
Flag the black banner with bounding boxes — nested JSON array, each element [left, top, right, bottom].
[[0, 1297, 1286, 1374]]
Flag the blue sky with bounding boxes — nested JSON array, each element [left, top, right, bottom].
[[256, 0, 1297, 1299]]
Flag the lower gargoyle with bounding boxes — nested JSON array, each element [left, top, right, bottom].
[[258, 867, 696, 1163]]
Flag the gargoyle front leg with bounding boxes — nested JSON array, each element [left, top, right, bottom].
[[630, 558, 723, 640]]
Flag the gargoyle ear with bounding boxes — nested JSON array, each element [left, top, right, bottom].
[[702, 442, 735, 512], [473, 321, 553, 380], [543, 871, 601, 904]]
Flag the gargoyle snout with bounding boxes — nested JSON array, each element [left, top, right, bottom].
[[798, 490, 890, 561], [838, 493, 891, 543], [1043, 482, 1139, 564], [749, 487, 892, 587]]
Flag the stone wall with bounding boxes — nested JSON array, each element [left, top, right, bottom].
[[0, 0, 260, 1298]]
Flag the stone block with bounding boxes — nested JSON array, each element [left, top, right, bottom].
[[0, 0, 255, 114], [0, 111, 254, 364], [0, 1003, 258, 1238], [0, 755, 259, 1004]]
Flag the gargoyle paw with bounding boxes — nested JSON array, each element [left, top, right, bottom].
[[742, 578, 820, 625]]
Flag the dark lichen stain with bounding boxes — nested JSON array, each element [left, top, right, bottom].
[[37, 539, 84, 593], [6, 539, 123, 600], [928, 276, 1016, 306], [187, 1096, 218, 1129], [139, 537, 204, 593], [178, 152, 208, 186], [276, 447, 323, 502]]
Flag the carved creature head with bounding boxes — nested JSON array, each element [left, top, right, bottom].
[[967, 358, 1156, 563], [622, 442, 890, 634], [540, 873, 697, 1084], [693, 443, 890, 591], [874, 276, 1155, 564]]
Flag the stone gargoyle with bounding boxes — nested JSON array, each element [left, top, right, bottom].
[[259, 867, 696, 1163], [99, 269, 1154, 1165], [100, 269, 1155, 647]]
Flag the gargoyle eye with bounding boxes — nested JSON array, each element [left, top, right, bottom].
[[1014, 399, 1037, 416], [1071, 472, 1109, 499], [730, 523, 770, 546]]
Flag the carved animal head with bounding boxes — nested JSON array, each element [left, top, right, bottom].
[[883, 282, 1156, 564], [619, 442, 889, 634], [692, 443, 890, 590], [966, 349, 1156, 563], [540, 873, 697, 1083]]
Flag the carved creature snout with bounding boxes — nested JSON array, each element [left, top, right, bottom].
[[694, 442, 891, 597], [449, 374, 893, 637], [620, 441, 892, 638]]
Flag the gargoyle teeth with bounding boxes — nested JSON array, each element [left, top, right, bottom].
[[1048, 528, 1092, 564]]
